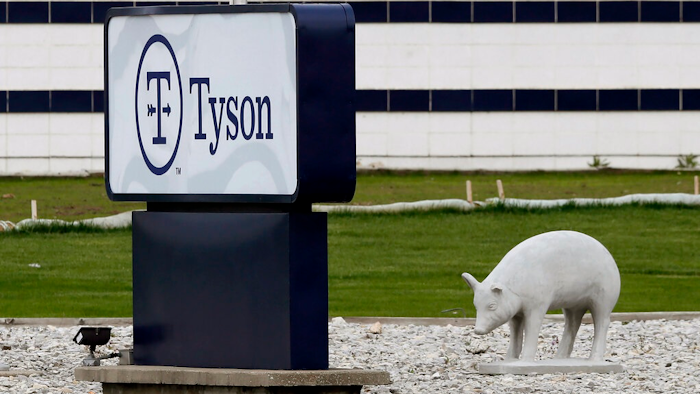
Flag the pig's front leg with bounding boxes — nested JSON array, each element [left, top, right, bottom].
[[506, 315, 524, 360], [520, 308, 546, 361]]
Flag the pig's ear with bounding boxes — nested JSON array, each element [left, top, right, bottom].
[[461, 273, 480, 291], [490, 283, 503, 294]]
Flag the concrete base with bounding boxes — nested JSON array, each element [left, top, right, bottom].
[[75, 366, 391, 394], [478, 359, 624, 375]]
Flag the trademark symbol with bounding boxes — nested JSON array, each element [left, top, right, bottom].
[[176, 167, 181, 175]]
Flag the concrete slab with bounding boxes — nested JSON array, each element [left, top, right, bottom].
[[343, 311, 700, 327], [3, 312, 700, 327], [0, 370, 41, 377], [0, 317, 133, 327], [75, 366, 391, 387], [478, 359, 624, 375]]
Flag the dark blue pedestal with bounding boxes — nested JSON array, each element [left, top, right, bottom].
[[132, 211, 328, 370]]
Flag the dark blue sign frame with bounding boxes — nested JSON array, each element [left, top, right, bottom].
[[104, 4, 356, 204]]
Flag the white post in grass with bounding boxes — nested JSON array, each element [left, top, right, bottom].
[[695, 176, 699, 195], [497, 180, 505, 200], [31, 200, 37, 220], [466, 180, 473, 204]]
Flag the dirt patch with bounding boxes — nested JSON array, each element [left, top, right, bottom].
[[53, 206, 111, 217]]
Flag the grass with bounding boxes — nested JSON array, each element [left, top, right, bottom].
[[328, 205, 700, 317], [1, 171, 698, 223], [352, 169, 700, 204], [0, 229, 132, 317], [1, 172, 700, 317], [0, 176, 144, 224]]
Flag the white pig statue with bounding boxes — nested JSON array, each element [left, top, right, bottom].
[[462, 230, 620, 362]]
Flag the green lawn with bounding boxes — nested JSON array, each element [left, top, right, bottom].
[[0, 172, 699, 317], [0, 230, 132, 317], [328, 205, 700, 317], [1, 171, 699, 223], [0, 176, 144, 224], [353, 170, 700, 204]]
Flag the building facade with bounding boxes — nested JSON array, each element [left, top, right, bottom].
[[0, 0, 699, 174]]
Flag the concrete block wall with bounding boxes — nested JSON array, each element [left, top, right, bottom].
[[1, 0, 700, 174], [0, 18, 104, 175], [356, 111, 700, 170], [356, 23, 700, 90], [353, 1, 700, 170]]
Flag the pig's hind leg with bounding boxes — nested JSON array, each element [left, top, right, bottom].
[[555, 308, 585, 359], [589, 303, 613, 361], [506, 314, 524, 360]]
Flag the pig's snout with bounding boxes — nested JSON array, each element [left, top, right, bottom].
[[473, 318, 489, 335]]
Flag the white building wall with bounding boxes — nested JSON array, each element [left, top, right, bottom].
[[0, 24, 104, 91], [356, 112, 700, 170], [356, 21, 700, 170], [0, 1, 699, 174], [0, 113, 104, 175], [0, 21, 104, 175], [356, 24, 700, 90]]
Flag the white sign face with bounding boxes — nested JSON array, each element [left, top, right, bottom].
[[107, 12, 297, 197]]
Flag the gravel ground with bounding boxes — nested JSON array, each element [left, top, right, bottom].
[[1, 318, 699, 393]]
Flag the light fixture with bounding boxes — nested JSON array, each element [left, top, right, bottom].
[[73, 327, 120, 366]]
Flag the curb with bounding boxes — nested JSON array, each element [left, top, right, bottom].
[[0, 370, 40, 377], [343, 312, 700, 326], [2, 312, 700, 327], [0, 317, 133, 327]]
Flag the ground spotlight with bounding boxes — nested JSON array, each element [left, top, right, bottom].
[[73, 327, 120, 366]]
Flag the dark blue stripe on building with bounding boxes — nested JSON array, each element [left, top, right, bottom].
[[5, 89, 700, 112], [599, 1, 639, 23], [599, 90, 638, 110], [432, 90, 472, 111], [3, 2, 700, 24], [356, 89, 697, 112], [557, 2, 597, 22], [432, 1, 471, 23], [642, 1, 680, 22], [9, 91, 50, 112], [356, 90, 388, 111], [682, 90, 700, 110], [93, 2, 133, 23], [473, 90, 513, 111], [4, 91, 102, 113], [516, 2, 554, 23], [51, 91, 93, 112], [390, 90, 430, 111], [515, 90, 555, 111], [684, 1, 700, 21], [8, 1, 48, 23], [474, 2, 513, 23], [93, 90, 105, 113], [641, 90, 680, 110], [51, 2, 92, 23], [134, 1, 176, 6], [351, 1, 387, 23], [557, 90, 597, 111], [176, 2, 219, 5], [389, 1, 429, 22]]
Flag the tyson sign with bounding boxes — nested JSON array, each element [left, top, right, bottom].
[[105, 4, 356, 203]]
